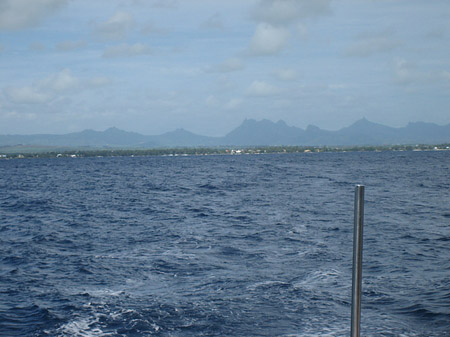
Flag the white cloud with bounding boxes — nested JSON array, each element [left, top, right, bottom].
[[3, 69, 111, 105], [251, 0, 331, 25], [393, 58, 450, 86], [249, 23, 289, 55], [345, 30, 400, 57], [393, 59, 416, 85], [0, 0, 68, 31], [2, 110, 37, 121], [5, 86, 50, 104], [56, 40, 87, 51], [94, 11, 134, 40], [88, 77, 112, 87], [225, 98, 243, 110], [246, 0, 331, 57], [274, 68, 297, 81], [246, 80, 280, 96], [346, 37, 398, 57], [140, 22, 167, 35], [103, 43, 152, 58], [38, 69, 80, 92], [205, 95, 219, 107], [206, 58, 244, 73]]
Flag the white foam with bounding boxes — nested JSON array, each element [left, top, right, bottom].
[[247, 280, 290, 291], [55, 317, 114, 337], [294, 268, 342, 290], [86, 289, 125, 297]]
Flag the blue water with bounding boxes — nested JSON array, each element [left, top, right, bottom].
[[0, 151, 449, 336]]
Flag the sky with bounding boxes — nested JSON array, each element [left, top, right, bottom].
[[0, 0, 449, 136]]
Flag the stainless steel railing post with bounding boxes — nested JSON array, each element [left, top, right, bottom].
[[351, 185, 365, 337]]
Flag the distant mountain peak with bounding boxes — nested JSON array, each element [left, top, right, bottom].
[[346, 118, 392, 130], [79, 129, 96, 134], [165, 128, 194, 135], [306, 124, 320, 131], [352, 117, 372, 125], [104, 126, 130, 134], [223, 117, 304, 145]]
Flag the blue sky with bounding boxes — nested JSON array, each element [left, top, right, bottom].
[[0, 0, 449, 136]]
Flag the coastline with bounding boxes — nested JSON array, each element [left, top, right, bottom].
[[1, 144, 449, 160]]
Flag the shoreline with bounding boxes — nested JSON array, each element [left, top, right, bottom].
[[1, 144, 449, 160]]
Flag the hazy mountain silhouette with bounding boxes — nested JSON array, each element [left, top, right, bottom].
[[222, 119, 304, 145], [143, 128, 218, 147], [1, 118, 449, 148]]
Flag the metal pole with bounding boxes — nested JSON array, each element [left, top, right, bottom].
[[351, 185, 365, 337]]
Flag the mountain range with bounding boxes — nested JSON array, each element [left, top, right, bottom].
[[1, 118, 449, 148]]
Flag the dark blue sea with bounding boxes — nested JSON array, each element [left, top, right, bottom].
[[1, 151, 449, 336]]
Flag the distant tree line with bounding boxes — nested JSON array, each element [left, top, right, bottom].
[[1, 144, 449, 159]]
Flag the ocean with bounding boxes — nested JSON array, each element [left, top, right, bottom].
[[1, 151, 449, 336]]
